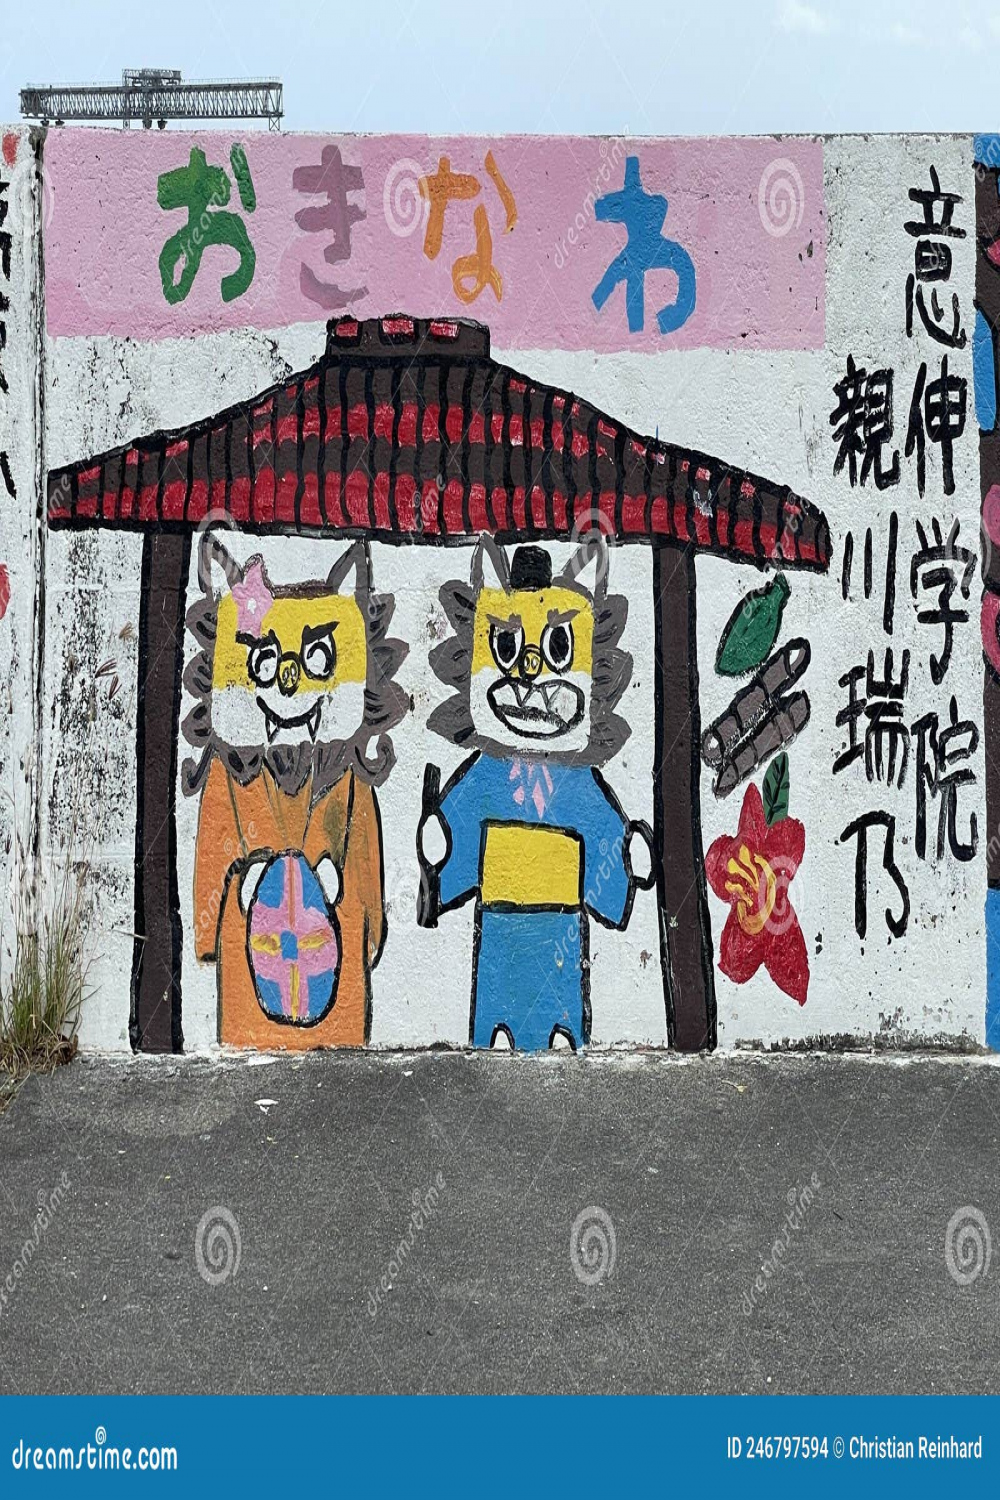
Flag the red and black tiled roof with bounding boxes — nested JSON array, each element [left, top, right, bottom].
[[47, 315, 831, 570]]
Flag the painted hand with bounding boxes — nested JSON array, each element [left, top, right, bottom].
[[314, 855, 341, 908], [625, 820, 656, 889], [238, 857, 269, 915], [419, 811, 448, 868]]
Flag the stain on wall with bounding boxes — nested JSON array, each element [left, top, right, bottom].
[[0, 128, 985, 1053], [0, 129, 43, 994]]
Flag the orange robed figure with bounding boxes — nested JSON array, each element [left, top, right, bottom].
[[183, 532, 407, 1050]]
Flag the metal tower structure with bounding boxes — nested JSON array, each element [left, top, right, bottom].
[[19, 69, 283, 130]]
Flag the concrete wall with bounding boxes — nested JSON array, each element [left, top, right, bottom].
[[0, 129, 43, 990], [4, 127, 995, 1053]]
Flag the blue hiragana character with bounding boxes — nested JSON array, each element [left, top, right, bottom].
[[592, 156, 696, 336]]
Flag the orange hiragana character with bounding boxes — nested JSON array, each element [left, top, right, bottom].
[[453, 204, 502, 303], [418, 150, 518, 305], [419, 157, 480, 260], [484, 149, 517, 234]]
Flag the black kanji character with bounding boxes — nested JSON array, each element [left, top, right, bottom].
[[910, 517, 976, 685], [912, 696, 979, 862], [905, 355, 967, 497], [830, 355, 900, 490], [834, 648, 911, 787], [839, 811, 910, 940], [903, 166, 965, 240]]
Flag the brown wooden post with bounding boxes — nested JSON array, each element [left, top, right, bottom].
[[130, 531, 190, 1052], [652, 540, 717, 1050]]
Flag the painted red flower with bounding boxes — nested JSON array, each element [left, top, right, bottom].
[[704, 782, 808, 1005]]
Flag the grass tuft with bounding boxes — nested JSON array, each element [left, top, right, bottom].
[[0, 845, 87, 1082]]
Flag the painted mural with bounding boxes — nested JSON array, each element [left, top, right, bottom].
[[183, 534, 406, 1047], [44, 308, 829, 1052], [0, 127, 984, 1054], [418, 533, 655, 1050]]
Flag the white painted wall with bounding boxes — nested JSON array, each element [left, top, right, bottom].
[[0, 131, 43, 990], [33, 133, 990, 1052]]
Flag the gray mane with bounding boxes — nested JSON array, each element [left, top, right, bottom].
[[181, 537, 409, 801], [427, 534, 632, 765]]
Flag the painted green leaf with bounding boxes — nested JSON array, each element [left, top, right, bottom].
[[762, 753, 790, 825], [715, 574, 791, 677]]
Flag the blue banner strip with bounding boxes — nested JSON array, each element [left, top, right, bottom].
[[0, 1395, 996, 1494]]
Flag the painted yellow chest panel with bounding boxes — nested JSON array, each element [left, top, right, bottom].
[[480, 824, 581, 908]]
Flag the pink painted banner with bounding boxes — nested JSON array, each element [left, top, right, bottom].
[[43, 131, 824, 351]]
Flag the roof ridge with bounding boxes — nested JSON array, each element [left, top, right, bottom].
[[324, 314, 490, 361], [44, 318, 831, 574]]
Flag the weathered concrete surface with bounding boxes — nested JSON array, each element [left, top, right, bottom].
[[0, 1051, 997, 1394]]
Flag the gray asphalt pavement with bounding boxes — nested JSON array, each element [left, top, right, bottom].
[[0, 1050, 997, 1394]]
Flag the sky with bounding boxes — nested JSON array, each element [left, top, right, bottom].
[[0, 0, 998, 136]]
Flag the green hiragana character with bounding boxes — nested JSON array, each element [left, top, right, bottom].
[[157, 144, 257, 305]]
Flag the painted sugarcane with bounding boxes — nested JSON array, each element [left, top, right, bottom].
[[702, 639, 811, 798]]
